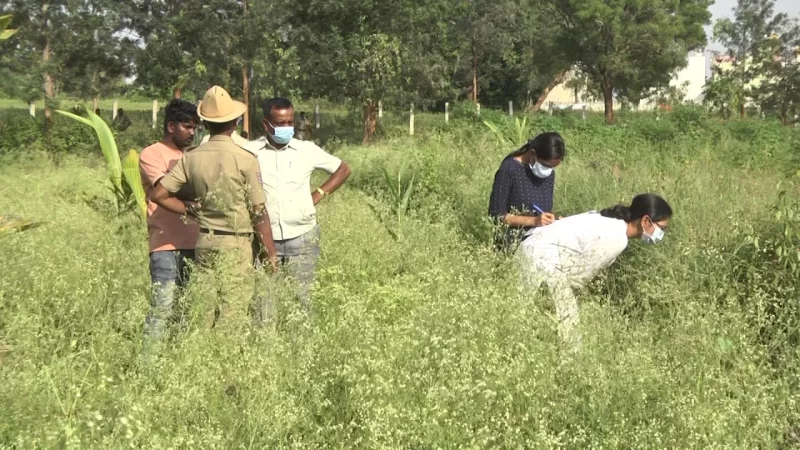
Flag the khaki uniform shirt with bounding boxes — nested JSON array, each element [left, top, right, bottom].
[[160, 135, 267, 236], [243, 137, 341, 240]]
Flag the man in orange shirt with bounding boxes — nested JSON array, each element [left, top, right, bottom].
[[139, 99, 200, 344]]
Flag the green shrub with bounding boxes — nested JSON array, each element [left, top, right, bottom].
[[0, 110, 40, 154]]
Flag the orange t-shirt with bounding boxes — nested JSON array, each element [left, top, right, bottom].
[[139, 142, 199, 253]]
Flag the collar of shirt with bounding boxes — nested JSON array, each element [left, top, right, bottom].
[[248, 136, 297, 153], [208, 134, 235, 144]]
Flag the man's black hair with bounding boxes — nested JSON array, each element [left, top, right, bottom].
[[261, 97, 294, 120], [163, 99, 198, 134], [204, 119, 237, 135]]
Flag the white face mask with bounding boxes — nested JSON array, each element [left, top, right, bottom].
[[530, 162, 553, 179], [642, 223, 665, 244]]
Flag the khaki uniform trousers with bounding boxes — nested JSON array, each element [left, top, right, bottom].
[[195, 232, 256, 329]]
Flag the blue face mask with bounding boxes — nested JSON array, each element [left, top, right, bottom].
[[269, 122, 294, 144], [642, 223, 665, 244]]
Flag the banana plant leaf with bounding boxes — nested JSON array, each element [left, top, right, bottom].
[[55, 109, 123, 192], [0, 14, 17, 41], [121, 149, 147, 220]]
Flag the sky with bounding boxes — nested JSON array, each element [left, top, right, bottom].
[[706, 0, 800, 51]]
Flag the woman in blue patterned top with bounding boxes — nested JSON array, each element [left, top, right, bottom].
[[488, 132, 565, 253]]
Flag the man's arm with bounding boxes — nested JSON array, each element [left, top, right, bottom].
[[151, 183, 192, 215], [152, 157, 196, 215], [312, 162, 350, 205], [252, 204, 278, 273], [245, 158, 279, 273]]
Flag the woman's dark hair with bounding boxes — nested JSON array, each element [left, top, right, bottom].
[[509, 132, 566, 160], [164, 99, 198, 134], [600, 193, 673, 222]]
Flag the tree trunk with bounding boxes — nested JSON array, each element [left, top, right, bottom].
[[471, 41, 478, 103], [739, 103, 745, 119], [242, 65, 250, 137], [362, 100, 377, 145], [241, 0, 249, 137], [91, 71, 98, 113], [601, 76, 614, 124], [41, 2, 53, 122], [173, 87, 181, 99], [42, 42, 53, 122], [530, 70, 568, 112]]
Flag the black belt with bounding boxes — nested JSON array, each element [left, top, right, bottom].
[[199, 228, 253, 236]]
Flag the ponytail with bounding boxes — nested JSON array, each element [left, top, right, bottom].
[[600, 193, 672, 223], [599, 205, 631, 221]]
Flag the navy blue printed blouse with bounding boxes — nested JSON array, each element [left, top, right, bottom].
[[488, 157, 555, 249]]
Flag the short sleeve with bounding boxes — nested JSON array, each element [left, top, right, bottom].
[[139, 148, 166, 189], [307, 143, 342, 173], [159, 157, 188, 194], [488, 164, 513, 218], [245, 157, 268, 206]]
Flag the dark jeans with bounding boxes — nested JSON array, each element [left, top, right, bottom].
[[143, 250, 195, 342]]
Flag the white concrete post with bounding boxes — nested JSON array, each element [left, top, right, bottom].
[[409, 103, 414, 136]]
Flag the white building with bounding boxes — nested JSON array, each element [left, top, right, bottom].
[[541, 51, 709, 111]]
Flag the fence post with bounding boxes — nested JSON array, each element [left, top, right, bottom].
[[378, 100, 383, 119], [509, 101, 514, 117], [315, 103, 320, 129], [476, 103, 481, 117], [445, 102, 449, 124], [152, 100, 158, 130], [409, 103, 415, 136], [112, 101, 119, 120], [29, 102, 35, 118]]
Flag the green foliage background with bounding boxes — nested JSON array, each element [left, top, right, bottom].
[[2, 107, 800, 447]]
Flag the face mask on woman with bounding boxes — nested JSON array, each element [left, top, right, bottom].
[[530, 161, 554, 179], [642, 222, 665, 244]]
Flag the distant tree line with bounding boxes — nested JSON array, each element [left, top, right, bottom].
[[19, 0, 800, 139]]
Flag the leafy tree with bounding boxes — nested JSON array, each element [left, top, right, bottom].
[[713, 0, 795, 119], [749, 31, 800, 125], [704, 67, 745, 119], [292, 0, 413, 143], [1, 1, 131, 120], [126, 0, 293, 134], [547, 0, 711, 124], [58, 1, 134, 109]]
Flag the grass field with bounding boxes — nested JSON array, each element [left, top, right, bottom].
[[2, 108, 800, 448]]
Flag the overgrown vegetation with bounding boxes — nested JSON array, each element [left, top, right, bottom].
[[2, 107, 800, 447]]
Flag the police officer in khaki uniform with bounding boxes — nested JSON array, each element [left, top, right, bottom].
[[151, 86, 278, 324]]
